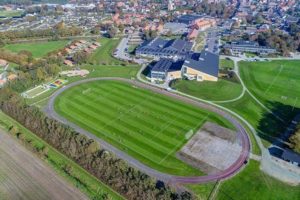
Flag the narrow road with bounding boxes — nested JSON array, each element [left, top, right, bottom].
[[44, 77, 250, 184]]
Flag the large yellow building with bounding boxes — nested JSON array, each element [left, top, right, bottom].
[[181, 51, 219, 82], [149, 50, 219, 82]]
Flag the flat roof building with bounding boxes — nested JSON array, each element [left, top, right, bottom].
[[282, 149, 300, 166], [136, 37, 193, 60], [182, 50, 219, 82], [176, 14, 204, 25], [224, 40, 276, 55], [148, 50, 219, 82]]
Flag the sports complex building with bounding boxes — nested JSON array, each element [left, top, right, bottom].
[[137, 37, 219, 82]]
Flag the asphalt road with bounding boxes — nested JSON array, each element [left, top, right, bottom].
[[44, 77, 250, 184]]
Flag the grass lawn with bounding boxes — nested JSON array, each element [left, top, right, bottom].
[[216, 160, 300, 200], [171, 78, 243, 102], [88, 38, 123, 65], [54, 80, 235, 176], [240, 60, 300, 112], [239, 60, 300, 140], [0, 10, 23, 18], [221, 92, 282, 148], [0, 111, 123, 200], [4, 40, 69, 58], [220, 59, 234, 70], [187, 182, 217, 200]]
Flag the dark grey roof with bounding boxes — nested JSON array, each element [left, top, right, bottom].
[[282, 149, 300, 164], [136, 37, 193, 58], [184, 50, 219, 77], [176, 14, 203, 24], [225, 40, 275, 50], [151, 59, 184, 73], [151, 58, 173, 73]]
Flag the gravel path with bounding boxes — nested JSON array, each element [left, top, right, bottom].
[[44, 77, 250, 184]]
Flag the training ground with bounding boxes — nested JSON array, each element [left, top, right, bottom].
[[46, 77, 250, 184]]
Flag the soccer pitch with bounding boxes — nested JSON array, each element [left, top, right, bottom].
[[54, 80, 234, 176], [239, 60, 300, 119]]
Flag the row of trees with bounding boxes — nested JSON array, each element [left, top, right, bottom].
[[0, 88, 193, 200], [0, 26, 83, 41], [193, 0, 234, 19], [254, 30, 300, 56], [0, 49, 31, 66]]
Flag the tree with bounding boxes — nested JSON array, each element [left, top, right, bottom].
[[107, 27, 117, 38], [289, 124, 300, 153]]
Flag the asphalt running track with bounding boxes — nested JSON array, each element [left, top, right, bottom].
[[44, 77, 250, 184]]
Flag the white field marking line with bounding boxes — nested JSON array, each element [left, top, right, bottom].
[[264, 65, 283, 95], [213, 87, 246, 104], [80, 85, 166, 148], [292, 97, 298, 111], [30, 88, 50, 99], [24, 85, 44, 94], [261, 171, 272, 190], [158, 138, 184, 165], [158, 114, 210, 165], [100, 94, 155, 130], [151, 113, 185, 139], [30, 97, 49, 106]]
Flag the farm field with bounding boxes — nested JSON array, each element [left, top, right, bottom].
[[171, 78, 243, 102], [216, 160, 300, 200], [54, 80, 234, 176], [4, 40, 69, 58], [0, 111, 123, 200], [0, 130, 87, 200], [88, 38, 123, 65]]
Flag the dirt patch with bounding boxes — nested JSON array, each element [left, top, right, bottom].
[[0, 130, 87, 200], [177, 122, 242, 174]]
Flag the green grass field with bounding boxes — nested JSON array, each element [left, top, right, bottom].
[[4, 40, 69, 58], [0, 111, 123, 200], [26, 65, 140, 108], [0, 10, 23, 18], [220, 59, 234, 69], [221, 93, 274, 147], [238, 60, 300, 140], [54, 80, 234, 176], [240, 60, 300, 112], [216, 160, 300, 200], [88, 38, 123, 65], [171, 79, 243, 102]]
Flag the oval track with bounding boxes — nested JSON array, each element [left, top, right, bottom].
[[44, 77, 250, 184]]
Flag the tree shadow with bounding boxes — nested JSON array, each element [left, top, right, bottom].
[[257, 101, 300, 147]]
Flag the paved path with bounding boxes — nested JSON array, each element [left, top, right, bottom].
[[0, 130, 88, 200], [44, 77, 250, 184]]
